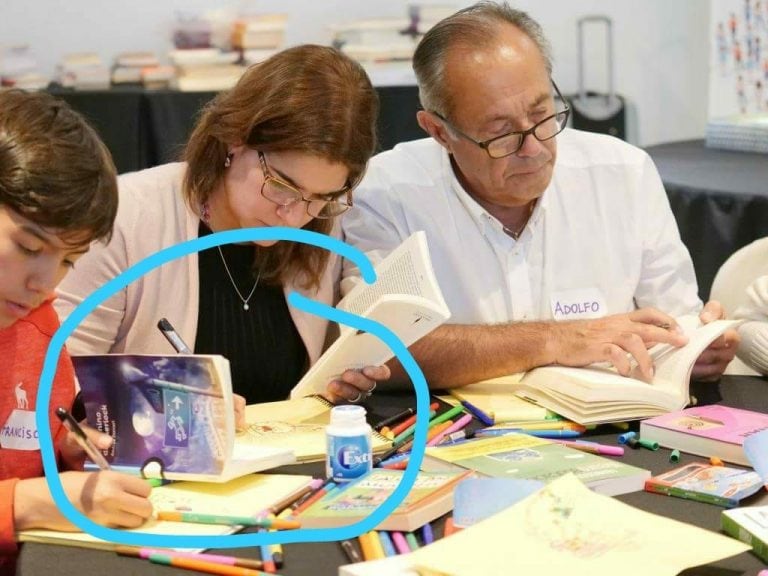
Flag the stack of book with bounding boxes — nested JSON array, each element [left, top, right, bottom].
[[168, 48, 244, 92], [56, 52, 110, 90], [232, 14, 287, 66], [0, 45, 48, 90], [705, 115, 768, 154], [330, 19, 417, 63], [111, 51, 174, 89]]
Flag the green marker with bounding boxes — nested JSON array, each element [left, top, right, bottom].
[[669, 449, 681, 463], [637, 438, 659, 451]]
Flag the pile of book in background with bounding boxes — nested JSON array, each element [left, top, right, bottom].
[[0, 45, 48, 90], [705, 114, 768, 154]]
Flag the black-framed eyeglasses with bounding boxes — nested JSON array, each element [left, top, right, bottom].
[[432, 80, 571, 159], [258, 151, 353, 219]]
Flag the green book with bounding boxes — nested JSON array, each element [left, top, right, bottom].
[[721, 505, 768, 563], [297, 468, 471, 532], [422, 433, 649, 496]]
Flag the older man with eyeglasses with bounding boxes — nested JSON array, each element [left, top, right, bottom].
[[342, 1, 738, 389]]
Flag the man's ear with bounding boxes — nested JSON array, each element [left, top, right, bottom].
[[417, 110, 455, 153]]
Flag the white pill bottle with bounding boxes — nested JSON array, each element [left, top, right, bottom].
[[326, 405, 373, 482]]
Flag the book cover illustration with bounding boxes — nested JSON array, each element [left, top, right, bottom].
[[644, 405, 768, 445], [299, 469, 464, 522], [645, 462, 763, 507], [426, 434, 648, 491], [74, 355, 230, 477]]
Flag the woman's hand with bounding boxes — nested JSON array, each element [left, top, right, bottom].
[[323, 365, 391, 404], [59, 420, 113, 471], [13, 471, 154, 532]]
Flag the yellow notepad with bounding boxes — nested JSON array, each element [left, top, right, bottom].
[[17, 473, 313, 552], [241, 396, 391, 463], [445, 373, 550, 423]]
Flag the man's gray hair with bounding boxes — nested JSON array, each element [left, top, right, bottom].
[[413, 1, 553, 117]]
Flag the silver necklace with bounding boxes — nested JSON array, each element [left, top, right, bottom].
[[216, 246, 261, 311], [502, 200, 536, 240]]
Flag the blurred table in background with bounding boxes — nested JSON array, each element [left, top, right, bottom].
[[49, 84, 424, 174], [645, 139, 768, 301]]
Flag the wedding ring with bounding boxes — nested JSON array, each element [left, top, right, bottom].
[[367, 381, 377, 394], [349, 391, 363, 403]]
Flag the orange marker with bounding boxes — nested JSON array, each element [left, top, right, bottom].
[[148, 553, 266, 575], [710, 456, 724, 466], [443, 516, 458, 537]]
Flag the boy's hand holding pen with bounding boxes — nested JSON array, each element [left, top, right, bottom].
[[57, 407, 113, 471]]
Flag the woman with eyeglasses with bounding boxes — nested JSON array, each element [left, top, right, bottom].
[[55, 45, 389, 406]]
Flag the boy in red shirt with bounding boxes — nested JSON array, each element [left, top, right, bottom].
[[0, 90, 153, 569]]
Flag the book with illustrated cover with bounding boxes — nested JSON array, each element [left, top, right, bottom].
[[644, 462, 764, 507], [18, 473, 313, 552], [296, 468, 471, 532], [513, 316, 740, 424], [240, 396, 392, 463], [721, 505, 768, 563], [639, 405, 768, 466], [290, 231, 450, 399], [338, 474, 749, 576], [74, 354, 295, 482], [421, 433, 650, 497]]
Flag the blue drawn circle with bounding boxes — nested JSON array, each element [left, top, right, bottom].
[[37, 227, 431, 548]]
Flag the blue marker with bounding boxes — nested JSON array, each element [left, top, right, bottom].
[[459, 400, 494, 426]]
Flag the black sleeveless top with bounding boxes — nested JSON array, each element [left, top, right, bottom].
[[194, 222, 308, 403]]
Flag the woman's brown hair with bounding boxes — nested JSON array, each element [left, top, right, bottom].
[[184, 45, 379, 289], [0, 89, 117, 245]]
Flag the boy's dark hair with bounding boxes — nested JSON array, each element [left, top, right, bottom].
[[0, 89, 118, 245]]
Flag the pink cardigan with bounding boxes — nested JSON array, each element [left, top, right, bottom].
[[55, 163, 338, 376]]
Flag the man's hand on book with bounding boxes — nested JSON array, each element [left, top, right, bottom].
[[323, 365, 391, 404], [691, 300, 740, 381], [547, 308, 689, 382], [13, 472, 153, 531], [59, 419, 113, 471]]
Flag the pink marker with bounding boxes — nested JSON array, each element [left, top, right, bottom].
[[427, 414, 474, 447], [555, 440, 625, 457]]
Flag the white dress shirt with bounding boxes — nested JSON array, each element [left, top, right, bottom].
[[342, 129, 702, 324]]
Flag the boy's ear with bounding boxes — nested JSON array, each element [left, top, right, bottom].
[[417, 110, 455, 154]]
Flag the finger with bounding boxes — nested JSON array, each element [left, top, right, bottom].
[[233, 394, 247, 431], [627, 307, 679, 330], [603, 343, 633, 378], [326, 380, 361, 403], [340, 369, 375, 392], [362, 365, 390, 382], [700, 300, 725, 323], [79, 422, 113, 450], [632, 323, 688, 347], [614, 332, 654, 380], [104, 509, 151, 529]]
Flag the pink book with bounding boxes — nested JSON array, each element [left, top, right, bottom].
[[639, 405, 768, 466]]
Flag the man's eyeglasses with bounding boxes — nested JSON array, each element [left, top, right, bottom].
[[258, 151, 352, 219], [432, 80, 571, 159]]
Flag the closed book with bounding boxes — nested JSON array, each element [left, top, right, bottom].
[[721, 505, 768, 563], [241, 396, 391, 463], [296, 468, 471, 532], [644, 462, 763, 507], [74, 354, 295, 482], [639, 405, 768, 466], [512, 316, 739, 424], [421, 433, 650, 496]]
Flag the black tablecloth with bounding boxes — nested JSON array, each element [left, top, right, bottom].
[[16, 376, 768, 575], [50, 86, 424, 175], [645, 139, 768, 301]]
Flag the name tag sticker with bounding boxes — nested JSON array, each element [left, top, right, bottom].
[[1, 409, 40, 450], [551, 288, 606, 321]]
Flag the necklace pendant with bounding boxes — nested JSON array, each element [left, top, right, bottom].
[[243, 303, 250, 311]]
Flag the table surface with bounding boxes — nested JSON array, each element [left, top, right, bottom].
[[17, 376, 768, 575], [645, 139, 768, 199]]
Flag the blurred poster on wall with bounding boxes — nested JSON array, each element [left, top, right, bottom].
[[709, 0, 767, 117]]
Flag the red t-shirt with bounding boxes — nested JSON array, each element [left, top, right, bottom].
[[0, 301, 74, 559]]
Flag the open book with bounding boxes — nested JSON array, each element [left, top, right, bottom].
[[18, 473, 313, 553], [73, 354, 295, 482], [513, 316, 740, 425], [290, 231, 450, 398], [239, 395, 391, 463]]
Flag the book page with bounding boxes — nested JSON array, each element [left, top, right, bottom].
[[338, 231, 447, 317], [340, 474, 749, 576]]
